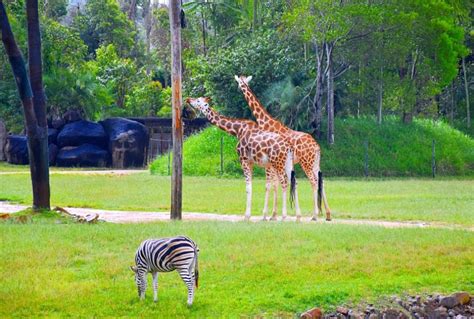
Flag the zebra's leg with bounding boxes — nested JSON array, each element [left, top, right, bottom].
[[152, 272, 158, 302], [137, 269, 147, 300], [177, 267, 195, 306]]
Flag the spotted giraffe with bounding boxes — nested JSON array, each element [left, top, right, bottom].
[[234, 75, 331, 221], [186, 97, 301, 221]]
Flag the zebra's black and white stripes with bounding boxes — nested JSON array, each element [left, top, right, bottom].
[[130, 236, 199, 306]]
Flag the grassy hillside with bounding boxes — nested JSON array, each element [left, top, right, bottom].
[[150, 117, 474, 177]]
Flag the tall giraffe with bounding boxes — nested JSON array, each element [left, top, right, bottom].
[[186, 97, 301, 221], [234, 75, 331, 221]]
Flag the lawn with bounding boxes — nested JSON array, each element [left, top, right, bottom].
[[1, 168, 473, 226], [1, 215, 473, 318]]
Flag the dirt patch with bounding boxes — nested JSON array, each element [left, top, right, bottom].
[[1, 201, 472, 231]]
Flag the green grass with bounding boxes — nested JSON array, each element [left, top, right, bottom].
[[150, 117, 474, 177], [1, 172, 473, 226], [1, 217, 473, 318]]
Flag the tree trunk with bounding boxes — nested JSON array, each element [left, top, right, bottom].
[[377, 65, 383, 124], [326, 42, 335, 145], [201, 11, 206, 56], [450, 82, 455, 125], [253, 0, 257, 30], [1, 1, 50, 210], [462, 57, 471, 128], [169, 0, 183, 220], [311, 41, 324, 139], [26, 0, 50, 210]]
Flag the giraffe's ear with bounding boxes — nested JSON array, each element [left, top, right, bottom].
[[234, 75, 239, 82], [204, 97, 212, 103], [246, 76, 252, 83]]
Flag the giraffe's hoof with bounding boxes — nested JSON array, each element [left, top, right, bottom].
[[270, 216, 277, 221], [326, 218, 332, 222], [296, 216, 302, 223], [311, 216, 318, 222], [262, 217, 268, 222], [244, 216, 250, 221], [281, 216, 287, 221]]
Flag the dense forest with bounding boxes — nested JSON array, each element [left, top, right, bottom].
[[0, 0, 472, 144]]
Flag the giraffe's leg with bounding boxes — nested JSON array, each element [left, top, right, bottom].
[[293, 182, 302, 222], [320, 173, 332, 221], [177, 267, 195, 306], [241, 161, 253, 221], [270, 179, 278, 221], [301, 161, 319, 221], [152, 272, 158, 302], [262, 169, 273, 221]]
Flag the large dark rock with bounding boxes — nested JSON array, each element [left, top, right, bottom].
[[0, 120, 6, 161], [100, 118, 148, 168], [56, 144, 109, 167], [5, 135, 28, 164], [48, 128, 58, 145], [57, 120, 107, 148], [49, 144, 58, 166]]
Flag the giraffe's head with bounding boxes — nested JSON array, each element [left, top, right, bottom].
[[234, 75, 252, 87], [185, 97, 212, 117]]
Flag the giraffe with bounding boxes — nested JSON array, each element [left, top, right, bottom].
[[185, 97, 301, 221], [234, 75, 331, 221]]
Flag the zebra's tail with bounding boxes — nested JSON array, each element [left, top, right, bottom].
[[192, 246, 199, 288]]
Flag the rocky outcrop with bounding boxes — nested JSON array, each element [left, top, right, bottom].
[[0, 120, 6, 161], [56, 144, 109, 167], [57, 120, 107, 148], [100, 118, 148, 168], [5, 135, 29, 165]]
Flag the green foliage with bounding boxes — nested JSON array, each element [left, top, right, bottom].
[[184, 29, 303, 118], [72, 0, 136, 57], [125, 81, 172, 117], [151, 118, 474, 177]]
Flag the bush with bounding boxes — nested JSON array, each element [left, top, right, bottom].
[[150, 117, 474, 177]]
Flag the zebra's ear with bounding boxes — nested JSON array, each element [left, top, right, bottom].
[[130, 266, 137, 273]]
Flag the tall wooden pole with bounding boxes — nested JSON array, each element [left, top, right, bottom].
[[169, 0, 183, 220]]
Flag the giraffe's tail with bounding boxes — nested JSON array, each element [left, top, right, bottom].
[[317, 171, 323, 212], [285, 151, 296, 208], [290, 170, 296, 208]]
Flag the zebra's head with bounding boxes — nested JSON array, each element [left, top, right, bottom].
[[130, 266, 146, 299]]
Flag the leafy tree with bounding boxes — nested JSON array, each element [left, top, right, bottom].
[[72, 0, 136, 57]]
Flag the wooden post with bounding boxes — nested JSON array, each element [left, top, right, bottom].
[[220, 136, 224, 175], [432, 140, 436, 179], [364, 139, 369, 178], [169, 0, 183, 220]]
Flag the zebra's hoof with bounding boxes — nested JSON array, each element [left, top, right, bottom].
[[281, 216, 287, 221], [311, 216, 317, 221], [262, 217, 268, 221]]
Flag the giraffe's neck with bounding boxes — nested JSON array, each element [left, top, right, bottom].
[[239, 83, 289, 133], [205, 107, 251, 137]]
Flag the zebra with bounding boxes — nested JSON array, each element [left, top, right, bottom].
[[130, 236, 199, 306]]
